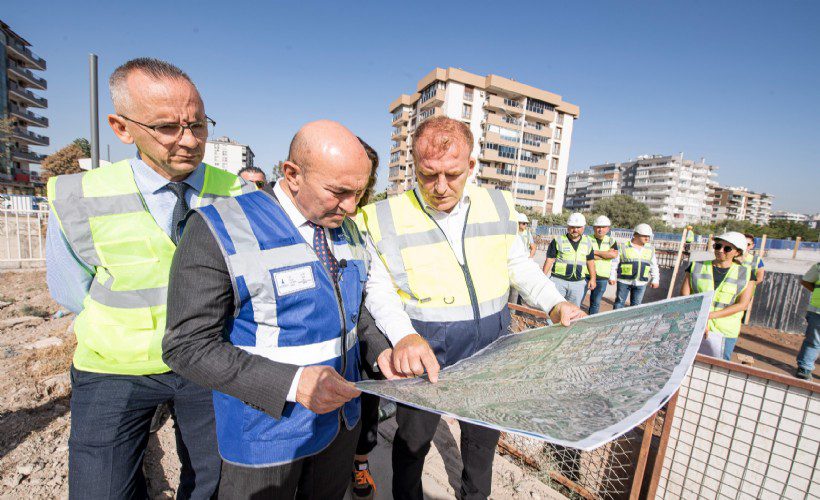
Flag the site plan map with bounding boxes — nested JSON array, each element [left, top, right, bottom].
[[357, 293, 712, 450]]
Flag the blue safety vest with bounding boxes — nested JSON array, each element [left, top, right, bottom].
[[196, 190, 367, 466]]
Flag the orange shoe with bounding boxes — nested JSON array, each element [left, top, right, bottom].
[[351, 461, 376, 500]]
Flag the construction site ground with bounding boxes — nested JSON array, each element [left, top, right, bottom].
[[0, 270, 816, 498]]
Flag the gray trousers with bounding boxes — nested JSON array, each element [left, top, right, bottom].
[[549, 276, 587, 307]]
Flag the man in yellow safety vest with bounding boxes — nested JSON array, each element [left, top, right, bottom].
[[796, 262, 819, 380], [46, 58, 252, 498]]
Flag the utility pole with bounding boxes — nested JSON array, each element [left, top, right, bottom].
[[89, 54, 100, 169]]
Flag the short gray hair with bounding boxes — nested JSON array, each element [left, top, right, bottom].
[[109, 58, 195, 113]]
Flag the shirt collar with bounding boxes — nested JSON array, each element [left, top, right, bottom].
[[412, 186, 471, 217], [273, 180, 310, 228], [130, 152, 205, 195]]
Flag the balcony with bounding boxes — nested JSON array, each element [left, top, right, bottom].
[[523, 105, 556, 124], [10, 148, 47, 164], [8, 61, 47, 90], [8, 81, 48, 108], [5, 40, 47, 71], [484, 95, 524, 115], [391, 126, 408, 140], [418, 88, 445, 109], [392, 110, 411, 126], [521, 137, 550, 154], [480, 148, 515, 163], [11, 128, 50, 147], [390, 140, 409, 154], [8, 104, 48, 127], [484, 131, 520, 149]]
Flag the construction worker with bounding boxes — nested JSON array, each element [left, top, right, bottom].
[[517, 212, 537, 258], [680, 231, 753, 361], [683, 227, 696, 258], [509, 212, 537, 305], [237, 165, 267, 188], [543, 212, 596, 307], [795, 262, 819, 380], [163, 121, 377, 498], [587, 215, 618, 314], [360, 116, 583, 500], [742, 233, 765, 284], [610, 224, 659, 309], [45, 58, 253, 498]]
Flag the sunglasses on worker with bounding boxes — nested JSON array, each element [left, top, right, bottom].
[[713, 243, 738, 253], [253, 180, 266, 188]]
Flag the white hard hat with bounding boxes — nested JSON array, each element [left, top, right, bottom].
[[516, 212, 529, 223], [567, 212, 586, 227], [593, 215, 611, 227], [714, 232, 746, 255], [634, 223, 653, 237]]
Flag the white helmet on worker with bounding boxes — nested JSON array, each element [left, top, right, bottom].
[[634, 223, 653, 237], [567, 212, 586, 227], [714, 232, 746, 255], [593, 215, 611, 227], [516, 212, 529, 224]]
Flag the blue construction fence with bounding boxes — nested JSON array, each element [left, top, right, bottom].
[[534, 226, 820, 251]]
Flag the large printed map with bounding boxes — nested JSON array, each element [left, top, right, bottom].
[[357, 293, 712, 450]]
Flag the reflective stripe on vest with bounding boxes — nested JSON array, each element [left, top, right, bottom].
[[197, 190, 367, 466], [617, 242, 654, 282], [590, 235, 615, 278], [553, 235, 592, 280], [690, 261, 750, 338], [47, 160, 250, 375], [361, 185, 516, 366]]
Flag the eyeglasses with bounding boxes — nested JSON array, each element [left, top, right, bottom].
[[119, 114, 215, 145], [713, 243, 737, 253], [254, 180, 266, 188]]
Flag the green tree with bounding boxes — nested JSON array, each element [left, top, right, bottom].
[[592, 195, 653, 229], [0, 117, 15, 176], [72, 138, 91, 157]]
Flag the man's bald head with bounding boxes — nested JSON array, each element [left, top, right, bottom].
[[281, 120, 371, 227], [287, 120, 368, 175]]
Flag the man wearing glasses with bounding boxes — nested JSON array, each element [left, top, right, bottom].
[[46, 57, 253, 499], [238, 166, 268, 188]]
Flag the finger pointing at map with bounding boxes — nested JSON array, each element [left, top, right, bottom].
[[549, 301, 587, 326]]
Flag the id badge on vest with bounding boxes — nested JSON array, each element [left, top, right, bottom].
[[273, 266, 316, 296]]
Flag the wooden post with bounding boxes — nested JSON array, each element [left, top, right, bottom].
[[707, 233, 713, 250], [645, 392, 681, 499], [667, 226, 690, 299], [629, 412, 659, 500], [793, 236, 802, 259], [759, 234, 767, 259]]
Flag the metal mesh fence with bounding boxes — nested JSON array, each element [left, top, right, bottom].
[[0, 209, 48, 263], [657, 357, 820, 499]]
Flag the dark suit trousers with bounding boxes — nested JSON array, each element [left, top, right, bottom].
[[68, 366, 220, 500], [219, 419, 361, 500], [392, 404, 500, 500]]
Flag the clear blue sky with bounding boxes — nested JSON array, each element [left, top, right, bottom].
[[5, 1, 819, 212]]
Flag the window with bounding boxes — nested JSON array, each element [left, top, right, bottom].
[[526, 98, 555, 114], [549, 172, 557, 185], [554, 127, 562, 140], [462, 104, 472, 120], [418, 108, 436, 121], [523, 132, 549, 146], [556, 113, 565, 125], [390, 152, 400, 164], [463, 86, 474, 101], [419, 81, 445, 103], [489, 124, 520, 142], [503, 97, 522, 108], [550, 157, 559, 170], [548, 187, 556, 199], [552, 142, 561, 155]]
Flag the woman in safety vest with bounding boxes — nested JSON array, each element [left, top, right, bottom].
[[679, 231, 754, 361]]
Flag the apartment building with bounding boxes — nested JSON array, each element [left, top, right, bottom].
[[388, 67, 580, 214], [564, 169, 594, 211], [203, 136, 255, 175], [1, 20, 48, 195], [769, 211, 809, 223], [710, 185, 773, 225], [564, 154, 717, 228]]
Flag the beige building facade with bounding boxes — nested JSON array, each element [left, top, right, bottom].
[[1, 20, 48, 195], [388, 67, 579, 214], [710, 185, 773, 225]]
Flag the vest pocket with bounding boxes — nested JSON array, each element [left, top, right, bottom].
[[95, 237, 160, 268]]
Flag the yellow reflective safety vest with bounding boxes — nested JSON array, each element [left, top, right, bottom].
[[47, 160, 254, 374], [589, 235, 615, 278], [809, 264, 820, 314], [690, 261, 750, 339], [552, 235, 592, 280], [617, 241, 655, 283], [360, 186, 517, 367], [741, 252, 762, 276]]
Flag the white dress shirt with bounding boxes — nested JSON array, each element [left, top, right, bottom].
[[609, 241, 660, 286], [272, 181, 339, 402], [365, 188, 566, 345]]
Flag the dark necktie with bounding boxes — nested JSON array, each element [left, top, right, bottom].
[[308, 221, 339, 282], [166, 182, 189, 244]]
